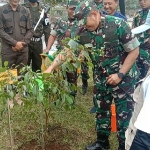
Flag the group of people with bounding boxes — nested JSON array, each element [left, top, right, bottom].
[[0, 0, 150, 150]]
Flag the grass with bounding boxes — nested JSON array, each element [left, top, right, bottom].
[[0, 42, 118, 149]]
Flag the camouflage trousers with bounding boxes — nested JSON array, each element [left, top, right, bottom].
[[81, 59, 90, 81], [136, 47, 150, 79], [93, 73, 135, 142]]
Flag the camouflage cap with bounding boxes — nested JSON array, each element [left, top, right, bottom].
[[74, 0, 97, 26], [67, 0, 79, 8]]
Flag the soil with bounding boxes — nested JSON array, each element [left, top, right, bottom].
[[17, 124, 76, 150], [18, 139, 70, 150]]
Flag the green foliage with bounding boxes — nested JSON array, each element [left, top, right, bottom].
[[45, 0, 67, 7], [125, 0, 140, 10]]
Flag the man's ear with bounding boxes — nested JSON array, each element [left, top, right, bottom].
[[116, 0, 119, 6], [92, 11, 99, 19]]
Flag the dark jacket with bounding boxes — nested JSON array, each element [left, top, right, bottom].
[[23, 2, 50, 44], [0, 3, 33, 54]]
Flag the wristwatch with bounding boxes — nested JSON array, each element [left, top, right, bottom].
[[117, 72, 125, 79]]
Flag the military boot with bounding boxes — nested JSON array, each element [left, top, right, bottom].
[[118, 140, 125, 150], [85, 133, 110, 150], [82, 79, 88, 95]]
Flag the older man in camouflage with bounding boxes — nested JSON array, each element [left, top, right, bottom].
[[81, 0, 103, 95], [132, 0, 150, 79], [44, 1, 140, 149]]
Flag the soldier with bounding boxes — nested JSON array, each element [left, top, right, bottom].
[[132, 0, 150, 79], [43, 0, 79, 53], [103, 0, 127, 21], [44, 1, 140, 150], [23, 0, 50, 72], [43, 0, 79, 98], [0, 0, 33, 74], [81, 0, 103, 95], [126, 10, 150, 150], [93, 0, 103, 11], [90, 0, 127, 113]]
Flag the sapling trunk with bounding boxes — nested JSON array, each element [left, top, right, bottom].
[[7, 99, 14, 150]]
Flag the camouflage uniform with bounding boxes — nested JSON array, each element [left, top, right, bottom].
[[51, 0, 79, 97], [23, 2, 50, 72], [133, 8, 150, 79], [81, 0, 103, 95], [0, 3, 33, 74], [74, 1, 140, 149]]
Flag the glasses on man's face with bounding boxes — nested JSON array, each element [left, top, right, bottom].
[[139, 0, 147, 2]]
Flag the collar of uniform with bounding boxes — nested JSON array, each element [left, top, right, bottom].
[[142, 8, 150, 15], [7, 3, 20, 11]]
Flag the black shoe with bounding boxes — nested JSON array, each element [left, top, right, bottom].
[[85, 141, 110, 150], [90, 106, 96, 113], [82, 84, 88, 95], [118, 141, 125, 150]]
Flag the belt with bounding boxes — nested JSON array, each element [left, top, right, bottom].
[[31, 37, 41, 42]]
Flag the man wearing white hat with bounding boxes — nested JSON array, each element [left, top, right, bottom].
[[132, 0, 150, 80], [125, 11, 150, 149]]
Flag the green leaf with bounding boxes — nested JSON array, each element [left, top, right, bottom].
[[37, 91, 43, 102], [53, 87, 57, 93], [78, 45, 84, 50], [32, 85, 37, 96], [9, 91, 14, 98], [0, 67, 6, 72], [66, 95, 73, 104], [83, 51, 89, 59], [87, 62, 94, 68], [4, 61, 8, 67]]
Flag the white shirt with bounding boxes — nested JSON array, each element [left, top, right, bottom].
[[134, 75, 150, 134]]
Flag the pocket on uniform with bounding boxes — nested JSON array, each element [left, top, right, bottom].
[[4, 22, 13, 33], [20, 21, 26, 34]]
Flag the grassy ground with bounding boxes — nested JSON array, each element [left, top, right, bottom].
[[0, 41, 118, 149], [0, 66, 118, 150]]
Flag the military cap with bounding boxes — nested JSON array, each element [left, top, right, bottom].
[[67, 0, 79, 8], [132, 10, 150, 34], [74, 0, 97, 26]]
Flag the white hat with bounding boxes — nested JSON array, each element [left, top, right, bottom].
[[132, 10, 150, 34]]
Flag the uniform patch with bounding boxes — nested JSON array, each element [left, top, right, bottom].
[[3, 10, 8, 14]]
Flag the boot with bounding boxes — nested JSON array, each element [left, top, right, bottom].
[[85, 133, 110, 150], [118, 139, 125, 150], [82, 79, 88, 95]]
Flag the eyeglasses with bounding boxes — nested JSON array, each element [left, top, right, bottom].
[[139, 0, 147, 2]]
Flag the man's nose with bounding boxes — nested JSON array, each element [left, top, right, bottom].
[[104, 4, 109, 8]]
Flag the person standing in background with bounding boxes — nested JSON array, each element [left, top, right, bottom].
[[23, 0, 50, 72], [132, 0, 150, 79], [0, 0, 33, 74], [103, 0, 127, 21]]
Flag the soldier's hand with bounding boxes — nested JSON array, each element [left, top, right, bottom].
[[12, 46, 17, 52], [106, 74, 121, 85], [43, 48, 49, 54], [15, 42, 26, 51]]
